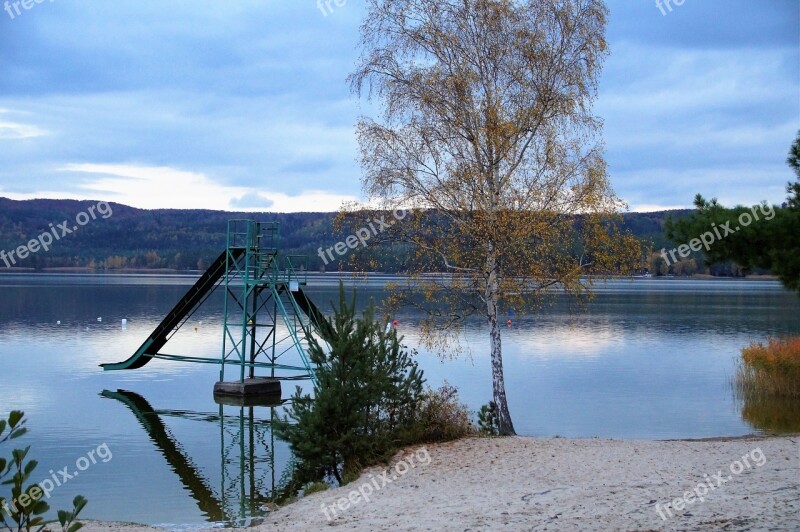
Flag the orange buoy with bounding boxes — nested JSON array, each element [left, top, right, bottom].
[[507, 319, 512, 327]]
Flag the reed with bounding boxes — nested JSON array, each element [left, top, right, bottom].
[[735, 337, 800, 399]]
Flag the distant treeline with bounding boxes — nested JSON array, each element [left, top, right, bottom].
[[0, 197, 695, 273]]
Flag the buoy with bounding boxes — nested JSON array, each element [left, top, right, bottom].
[[121, 319, 127, 330], [507, 319, 512, 327], [392, 319, 399, 327]]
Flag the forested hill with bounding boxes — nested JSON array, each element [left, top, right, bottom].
[[0, 198, 690, 272]]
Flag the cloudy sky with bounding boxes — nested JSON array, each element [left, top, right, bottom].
[[0, 0, 797, 212]]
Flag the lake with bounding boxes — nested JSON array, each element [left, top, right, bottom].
[[0, 274, 798, 527]]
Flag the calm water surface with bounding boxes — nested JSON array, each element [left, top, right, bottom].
[[0, 274, 798, 527]]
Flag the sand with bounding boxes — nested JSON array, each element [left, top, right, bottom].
[[81, 435, 799, 532]]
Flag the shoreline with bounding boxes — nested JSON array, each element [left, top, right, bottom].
[[80, 433, 799, 532], [0, 269, 784, 284]]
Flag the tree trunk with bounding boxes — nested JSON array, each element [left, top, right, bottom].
[[486, 250, 516, 436]]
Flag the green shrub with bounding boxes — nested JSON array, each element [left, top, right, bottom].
[[0, 411, 87, 532]]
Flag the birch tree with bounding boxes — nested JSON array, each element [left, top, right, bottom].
[[348, 0, 639, 435]]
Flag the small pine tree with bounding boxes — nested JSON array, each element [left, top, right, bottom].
[[274, 283, 424, 486], [478, 401, 501, 436]]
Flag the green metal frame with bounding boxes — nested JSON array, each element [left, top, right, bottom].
[[102, 219, 323, 384], [220, 220, 318, 384]]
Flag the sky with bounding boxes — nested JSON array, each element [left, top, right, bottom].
[[0, 0, 797, 213]]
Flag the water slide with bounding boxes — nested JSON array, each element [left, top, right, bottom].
[[102, 247, 330, 371], [101, 248, 244, 371], [286, 285, 333, 338]]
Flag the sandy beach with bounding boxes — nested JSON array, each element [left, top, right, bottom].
[[80, 434, 799, 532]]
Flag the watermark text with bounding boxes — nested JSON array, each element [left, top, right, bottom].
[[654, 447, 766, 521], [1, 442, 112, 516], [317, 0, 345, 17], [0, 201, 113, 268], [318, 209, 407, 266], [655, 0, 688, 16], [661, 203, 774, 267], [320, 446, 430, 521], [4, 0, 56, 20]]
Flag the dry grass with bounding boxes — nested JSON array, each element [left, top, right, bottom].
[[405, 383, 476, 444], [735, 337, 800, 399]]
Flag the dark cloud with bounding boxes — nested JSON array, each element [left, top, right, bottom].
[[0, 0, 797, 210]]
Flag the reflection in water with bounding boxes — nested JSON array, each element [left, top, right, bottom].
[[100, 390, 279, 526], [735, 392, 800, 433]]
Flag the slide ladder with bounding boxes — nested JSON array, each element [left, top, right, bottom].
[[266, 285, 331, 376]]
